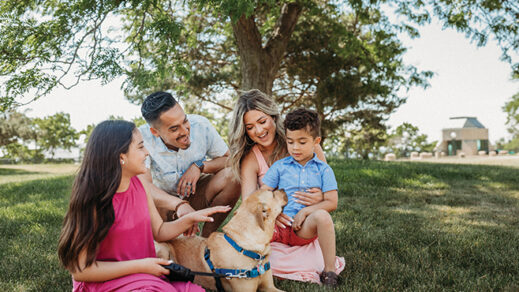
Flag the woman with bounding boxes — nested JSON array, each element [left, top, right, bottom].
[[58, 120, 229, 291], [228, 89, 344, 283]]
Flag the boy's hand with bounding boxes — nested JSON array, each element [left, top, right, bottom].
[[292, 209, 309, 231], [275, 213, 293, 228]]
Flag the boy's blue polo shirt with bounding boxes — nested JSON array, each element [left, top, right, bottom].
[[262, 154, 338, 218]]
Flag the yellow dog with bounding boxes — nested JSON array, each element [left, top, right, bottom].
[[156, 189, 287, 291]]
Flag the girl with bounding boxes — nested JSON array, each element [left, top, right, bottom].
[[58, 120, 230, 291]]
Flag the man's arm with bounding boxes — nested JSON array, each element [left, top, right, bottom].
[[200, 150, 230, 174], [138, 169, 193, 217], [176, 150, 230, 196]]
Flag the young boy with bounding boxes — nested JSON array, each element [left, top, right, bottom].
[[261, 108, 339, 287]]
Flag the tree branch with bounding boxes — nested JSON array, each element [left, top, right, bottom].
[[231, 13, 263, 58], [196, 94, 233, 111], [265, 3, 302, 66]]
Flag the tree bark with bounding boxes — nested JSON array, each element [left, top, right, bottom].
[[231, 3, 302, 95]]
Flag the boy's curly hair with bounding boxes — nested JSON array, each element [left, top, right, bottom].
[[284, 108, 321, 138]]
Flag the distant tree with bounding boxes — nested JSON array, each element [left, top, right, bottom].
[[340, 110, 389, 160], [0, 110, 41, 161], [132, 117, 147, 127], [502, 92, 519, 152], [387, 122, 436, 157], [79, 123, 96, 147], [107, 115, 126, 121], [107, 115, 147, 127], [0, 110, 34, 147], [33, 112, 78, 158], [2, 142, 44, 162]]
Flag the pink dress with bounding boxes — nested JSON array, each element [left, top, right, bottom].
[[73, 176, 204, 292], [251, 145, 345, 283]]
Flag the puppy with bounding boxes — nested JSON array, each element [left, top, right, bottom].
[[156, 189, 288, 292]]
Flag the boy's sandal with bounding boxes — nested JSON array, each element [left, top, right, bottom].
[[320, 271, 339, 287]]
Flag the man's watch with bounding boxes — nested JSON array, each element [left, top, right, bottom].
[[193, 159, 205, 173]]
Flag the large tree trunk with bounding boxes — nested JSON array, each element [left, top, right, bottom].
[[231, 3, 302, 95]]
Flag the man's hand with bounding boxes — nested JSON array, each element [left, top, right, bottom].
[[176, 164, 201, 198], [292, 209, 310, 231], [175, 202, 199, 236]]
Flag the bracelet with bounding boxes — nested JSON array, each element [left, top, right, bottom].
[[174, 200, 189, 214]]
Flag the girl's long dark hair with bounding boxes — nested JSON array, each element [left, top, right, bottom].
[[58, 120, 135, 272]]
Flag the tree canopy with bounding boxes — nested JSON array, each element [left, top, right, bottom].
[[1, 0, 518, 150]]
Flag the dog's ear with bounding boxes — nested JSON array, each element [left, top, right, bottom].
[[255, 203, 269, 230], [273, 189, 288, 205]]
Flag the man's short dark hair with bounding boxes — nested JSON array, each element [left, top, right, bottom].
[[284, 108, 321, 138], [141, 91, 178, 124]]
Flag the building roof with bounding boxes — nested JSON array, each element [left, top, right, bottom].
[[444, 117, 486, 129]]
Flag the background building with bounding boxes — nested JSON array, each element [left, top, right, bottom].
[[435, 117, 490, 156]]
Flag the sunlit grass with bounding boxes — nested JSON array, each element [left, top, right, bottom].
[[0, 164, 78, 184], [1, 161, 518, 291]]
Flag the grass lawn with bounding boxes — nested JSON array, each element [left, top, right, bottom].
[[1, 161, 518, 291]]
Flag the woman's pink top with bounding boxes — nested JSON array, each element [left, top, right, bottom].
[[252, 146, 345, 283], [252, 144, 269, 187], [73, 176, 203, 292]]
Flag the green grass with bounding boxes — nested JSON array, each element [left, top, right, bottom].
[[0, 166, 75, 292], [1, 161, 518, 291]]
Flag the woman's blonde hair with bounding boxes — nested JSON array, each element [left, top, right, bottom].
[[228, 89, 287, 181]]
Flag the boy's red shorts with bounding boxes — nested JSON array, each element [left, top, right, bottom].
[[271, 225, 317, 246]]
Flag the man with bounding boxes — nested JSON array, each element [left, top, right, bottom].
[[138, 91, 240, 237]]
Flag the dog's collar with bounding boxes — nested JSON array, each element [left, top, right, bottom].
[[224, 234, 266, 261], [204, 247, 270, 279]]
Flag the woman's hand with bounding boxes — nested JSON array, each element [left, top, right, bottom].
[[275, 213, 294, 229], [184, 205, 232, 225], [138, 258, 171, 277], [293, 188, 324, 206]]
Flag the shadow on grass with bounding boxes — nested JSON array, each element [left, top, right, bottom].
[[0, 167, 42, 176], [0, 175, 74, 208], [2, 160, 518, 291], [0, 175, 73, 291], [330, 159, 519, 291]]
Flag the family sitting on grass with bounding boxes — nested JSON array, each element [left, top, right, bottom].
[[58, 90, 345, 291]]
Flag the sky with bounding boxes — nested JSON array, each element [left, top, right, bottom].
[[20, 20, 518, 144]]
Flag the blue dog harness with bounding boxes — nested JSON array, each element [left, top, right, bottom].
[[204, 234, 271, 291]]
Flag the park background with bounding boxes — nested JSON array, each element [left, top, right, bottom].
[[1, 0, 518, 291]]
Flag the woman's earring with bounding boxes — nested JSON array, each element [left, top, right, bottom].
[[121, 160, 125, 165]]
